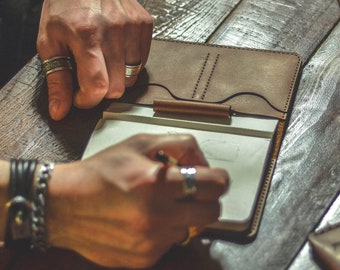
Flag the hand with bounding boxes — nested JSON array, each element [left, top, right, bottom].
[[37, 0, 153, 120], [47, 134, 229, 268]]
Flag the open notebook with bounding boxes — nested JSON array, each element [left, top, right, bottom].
[[82, 39, 302, 240]]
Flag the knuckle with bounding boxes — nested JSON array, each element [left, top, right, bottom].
[[143, 14, 154, 27], [129, 212, 153, 234], [131, 133, 153, 145], [92, 76, 109, 91], [75, 23, 100, 42], [106, 14, 127, 31], [106, 85, 125, 99], [36, 35, 48, 53], [68, 15, 102, 44]]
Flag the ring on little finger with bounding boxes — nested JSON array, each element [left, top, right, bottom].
[[125, 63, 142, 78], [180, 167, 197, 197], [179, 226, 198, 246], [41, 56, 73, 76]]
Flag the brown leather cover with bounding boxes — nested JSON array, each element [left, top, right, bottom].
[[119, 39, 302, 239], [122, 39, 302, 121]]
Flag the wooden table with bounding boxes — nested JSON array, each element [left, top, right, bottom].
[[0, 1, 339, 269]]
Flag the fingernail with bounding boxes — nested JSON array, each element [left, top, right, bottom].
[[49, 99, 60, 120]]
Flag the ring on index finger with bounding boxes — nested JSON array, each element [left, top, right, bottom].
[[41, 56, 73, 76], [180, 167, 197, 197]]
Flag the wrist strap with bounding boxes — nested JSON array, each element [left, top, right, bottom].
[[5, 159, 38, 250]]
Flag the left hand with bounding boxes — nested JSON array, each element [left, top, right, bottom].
[[37, 0, 153, 120]]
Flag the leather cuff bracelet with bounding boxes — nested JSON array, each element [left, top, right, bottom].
[[5, 159, 38, 250]]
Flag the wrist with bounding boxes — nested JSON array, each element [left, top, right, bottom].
[[45, 161, 84, 248]]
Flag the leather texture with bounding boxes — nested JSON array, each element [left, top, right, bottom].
[[123, 39, 302, 120]]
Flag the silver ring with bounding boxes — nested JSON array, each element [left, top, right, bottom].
[[180, 167, 197, 196], [41, 56, 72, 76], [125, 63, 142, 78]]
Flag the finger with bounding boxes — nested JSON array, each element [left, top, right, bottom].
[[45, 70, 74, 120], [137, 133, 210, 166], [37, 35, 74, 121], [121, 1, 153, 87], [124, 16, 142, 88], [139, 8, 153, 67], [102, 20, 126, 99], [72, 45, 109, 108], [163, 166, 229, 201]]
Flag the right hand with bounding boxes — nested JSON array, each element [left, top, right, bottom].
[[46, 134, 229, 268]]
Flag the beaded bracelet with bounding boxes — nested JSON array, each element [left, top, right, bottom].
[[31, 162, 54, 251]]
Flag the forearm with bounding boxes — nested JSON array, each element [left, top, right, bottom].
[[0, 160, 10, 243]]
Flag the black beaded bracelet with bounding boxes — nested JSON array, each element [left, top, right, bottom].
[[5, 159, 38, 250]]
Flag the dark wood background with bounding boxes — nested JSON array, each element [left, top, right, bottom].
[[0, 0, 339, 269]]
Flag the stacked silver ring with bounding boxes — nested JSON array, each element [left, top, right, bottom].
[[41, 56, 72, 76]]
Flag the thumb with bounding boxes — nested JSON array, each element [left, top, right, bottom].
[[45, 68, 74, 121]]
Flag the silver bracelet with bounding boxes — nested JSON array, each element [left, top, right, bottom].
[[31, 162, 54, 251]]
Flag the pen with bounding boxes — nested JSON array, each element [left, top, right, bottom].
[[156, 150, 181, 166]]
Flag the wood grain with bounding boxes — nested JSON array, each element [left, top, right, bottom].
[[208, 20, 340, 270], [143, 0, 241, 42], [209, 0, 340, 62], [289, 193, 340, 270], [0, 0, 339, 269]]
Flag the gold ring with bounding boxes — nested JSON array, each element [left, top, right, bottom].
[[179, 226, 198, 246], [125, 63, 142, 78], [41, 56, 72, 76], [180, 167, 197, 197]]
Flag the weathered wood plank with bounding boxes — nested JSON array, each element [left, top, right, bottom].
[[209, 0, 340, 62], [142, 0, 241, 42], [209, 19, 340, 270], [288, 193, 340, 270]]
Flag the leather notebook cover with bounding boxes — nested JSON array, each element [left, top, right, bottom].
[[118, 39, 302, 239], [84, 39, 302, 240], [121, 39, 301, 121]]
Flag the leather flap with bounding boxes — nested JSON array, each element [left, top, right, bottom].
[[121, 39, 302, 120]]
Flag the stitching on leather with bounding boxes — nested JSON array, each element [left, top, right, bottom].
[[284, 58, 302, 117], [192, 53, 210, 99], [201, 54, 220, 100], [154, 38, 302, 118]]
